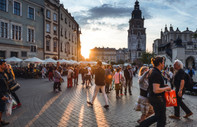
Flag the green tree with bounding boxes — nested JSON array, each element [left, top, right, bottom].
[[140, 51, 155, 64]]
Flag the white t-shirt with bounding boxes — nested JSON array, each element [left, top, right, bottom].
[[169, 71, 173, 79], [87, 67, 91, 75]]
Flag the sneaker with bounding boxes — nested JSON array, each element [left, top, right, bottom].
[[1, 121, 9, 126], [17, 103, 22, 107], [183, 112, 193, 118], [120, 93, 124, 96], [104, 105, 109, 109], [87, 101, 93, 106], [169, 115, 180, 120], [12, 105, 17, 109]]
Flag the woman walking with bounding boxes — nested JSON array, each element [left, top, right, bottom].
[[113, 67, 124, 99], [137, 56, 171, 127], [135, 66, 154, 123], [5, 64, 21, 109]]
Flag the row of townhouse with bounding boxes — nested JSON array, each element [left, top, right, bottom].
[[89, 47, 131, 63], [0, 0, 81, 61]]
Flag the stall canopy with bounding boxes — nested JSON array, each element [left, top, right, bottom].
[[24, 57, 44, 63], [57, 59, 70, 64], [5, 57, 23, 62], [44, 58, 57, 64]]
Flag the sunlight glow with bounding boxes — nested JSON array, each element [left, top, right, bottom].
[[81, 46, 90, 59]]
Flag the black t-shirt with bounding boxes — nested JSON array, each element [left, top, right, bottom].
[[148, 67, 165, 97], [0, 72, 9, 99], [174, 69, 185, 90], [95, 67, 105, 86]]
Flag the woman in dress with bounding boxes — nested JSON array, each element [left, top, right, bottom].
[[135, 66, 154, 123]]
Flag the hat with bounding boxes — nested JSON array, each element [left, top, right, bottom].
[[0, 59, 6, 65]]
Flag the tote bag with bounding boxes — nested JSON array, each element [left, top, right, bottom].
[[164, 90, 177, 107]]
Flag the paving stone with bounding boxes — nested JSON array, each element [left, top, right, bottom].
[[4, 75, 197, 127]]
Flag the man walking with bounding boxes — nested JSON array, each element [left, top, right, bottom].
[[169, 59, 193, 119], [87, 61, 109, 108], [0, 59, 10, 126], [124, 65, 133, 95], [105, 65, 112, 93]]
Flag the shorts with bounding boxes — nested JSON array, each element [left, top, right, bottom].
[[0, 99, 6, 112]]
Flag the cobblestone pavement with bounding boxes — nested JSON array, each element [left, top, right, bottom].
[[3, 75, 197, 127]]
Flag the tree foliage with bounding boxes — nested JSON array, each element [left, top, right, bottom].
[[140, 52, 155, 64]]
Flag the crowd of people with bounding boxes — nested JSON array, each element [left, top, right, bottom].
[[0, 56, 195, 126]]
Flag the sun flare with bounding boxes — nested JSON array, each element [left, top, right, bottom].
[[81, 47, 90, 59]]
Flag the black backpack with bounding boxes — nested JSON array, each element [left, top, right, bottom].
[[184, 72, 194, 90]]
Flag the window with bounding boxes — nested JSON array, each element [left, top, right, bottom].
[[12, 24, 22, 40], [30, 45, 36, 52], [53, 40, 57, 52], [21, 51, 27, 57], [46, 23, 50, 33], [65, 18, 67, 24], [14, 1, 21, 16], [65, 43, 67, 53], [53, 13, 57, 21], [46, 39, 50, 51], [27, 28, 34, 42], [69, 21, 71, 27], [65, 30, 67, 39], [10, 51, 18, 57], [60, 14, 62, 19], [0, 0, 6, 12], [53, 25, 57, 35], [28, 7, 34, 20], [0, 22, 8, 38], [61, 28, 63, 36], [0, 51, 6, 59], [46, 9, 50, 19], [61, 42, 63, 52]]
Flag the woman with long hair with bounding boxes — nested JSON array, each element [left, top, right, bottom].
[[135, 66, 154, 123]]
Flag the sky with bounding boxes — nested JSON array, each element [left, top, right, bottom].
[[61, 0, 197, 53]]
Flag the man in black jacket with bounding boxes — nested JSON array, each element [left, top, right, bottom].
[[124, 65, 133, 95], [87, 61, 109, 108], [0, 59, 10, 126]]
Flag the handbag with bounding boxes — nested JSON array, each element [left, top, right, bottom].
[[9, 81, 21, 92], [6, 96, 13, 116], [164, 90, 177, 107]]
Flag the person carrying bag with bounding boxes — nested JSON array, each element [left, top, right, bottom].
[[113, 68, 124, 99], [165, 90, 177, 107], [5, 64, 21, 109]]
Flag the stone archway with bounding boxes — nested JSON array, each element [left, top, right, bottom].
[[186, 56, 195, 69]]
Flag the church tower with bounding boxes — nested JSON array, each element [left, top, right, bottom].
[[128, 0, 146, 63]]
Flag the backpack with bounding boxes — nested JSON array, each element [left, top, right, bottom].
[[184, 72, 193, 90]]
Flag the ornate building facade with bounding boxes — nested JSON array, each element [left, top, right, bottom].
[[128, 0, 146, 63], [59, 4, 81, 61], [0, 0, 45, 59], [153, 25, 197, 69], [116, 48, 130, 63], [44, 0, 59, 59], [89, 47, 117, 63]]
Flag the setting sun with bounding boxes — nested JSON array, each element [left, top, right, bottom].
[[81, 46, 90, 59]]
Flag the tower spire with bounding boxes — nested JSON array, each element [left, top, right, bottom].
[[132, 0, 142, 19]]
